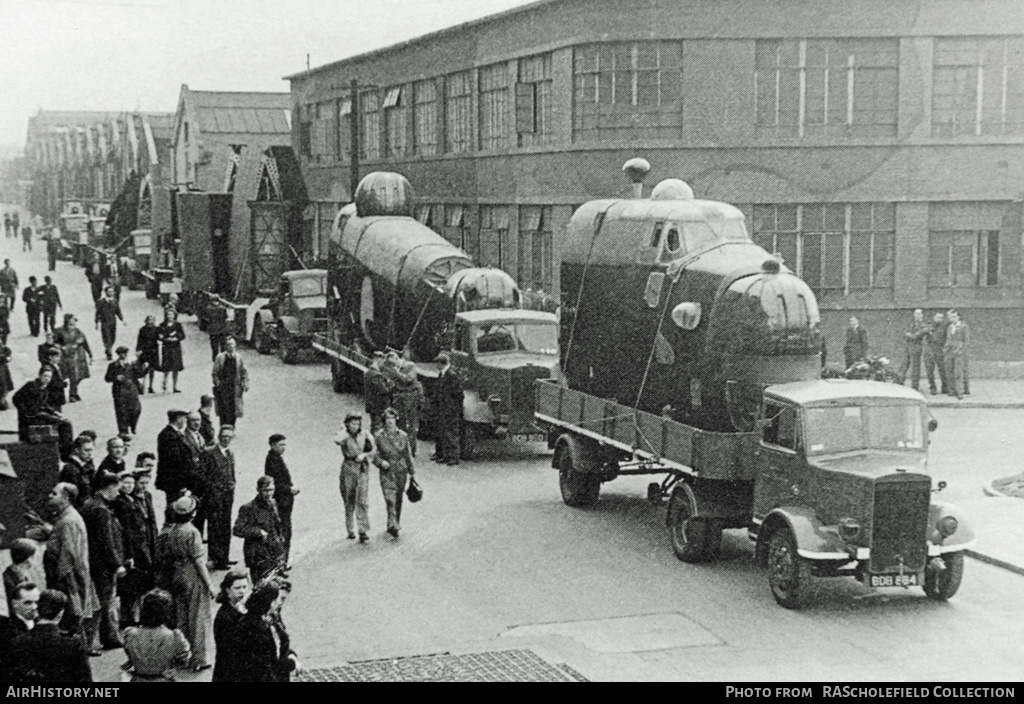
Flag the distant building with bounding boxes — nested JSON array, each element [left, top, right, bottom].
[[25, 110, 124, 223], [170, 85, 292, 192], [287, 0, 1024, 374]]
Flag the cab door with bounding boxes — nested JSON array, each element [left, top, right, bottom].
[[753, 400, 806, 521]]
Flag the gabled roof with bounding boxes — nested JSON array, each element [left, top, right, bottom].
[[28, 110, 122, 137], [183, 87, 291, 135]]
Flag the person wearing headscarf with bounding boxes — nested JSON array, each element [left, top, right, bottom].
[[155, 492, 215, 672], [373, 408, 415, 539], [334, 413, 375, 543], [236, 582, 296, 682]]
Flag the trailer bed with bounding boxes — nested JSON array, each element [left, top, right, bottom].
[[535, 380, 758, 481]]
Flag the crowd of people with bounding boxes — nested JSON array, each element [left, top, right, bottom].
[[0, 221, 441, 683]]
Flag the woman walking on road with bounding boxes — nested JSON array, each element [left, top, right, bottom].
[[373, 408, 415, 539], [155, 493, 215, 672], [54, 313, 93, 402], [157, 308, 185, 393]]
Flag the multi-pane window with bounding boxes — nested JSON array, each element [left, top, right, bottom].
[[750, 203, 895, 296], [311, 102, 331, 162], [517, 53, 553, 147], [518, 205, 554, 293], [479, 63, 510, 151], [383, 86, 407, 157], [573, 41, 683, 141], [413, 79, 438, 155], [478, 205, 510, 268], [928, 202, 1004, 287], [445, 72, 473, 153], [443, 205, 470, 252], [337, 98, 352, 162], [933, 36, 1024, 137], [360, 90, 380, 162], [755, 39, 899, 138]]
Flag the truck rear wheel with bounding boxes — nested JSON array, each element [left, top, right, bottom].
[[767, 528, 812, 609], [556, 436, 600, 507], [923, 552, 964, 601], [668, 484, 714, 563]]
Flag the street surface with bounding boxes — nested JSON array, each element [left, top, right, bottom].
[[0, 210, 1021, 682]]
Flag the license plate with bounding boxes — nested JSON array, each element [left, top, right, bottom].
[[869, 573, 919, 588]]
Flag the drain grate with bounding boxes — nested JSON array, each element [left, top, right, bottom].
[[296, 649, 584, 682]]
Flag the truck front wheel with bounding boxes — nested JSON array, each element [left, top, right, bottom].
[[278, 332, 297, 364], [254, 319, 272, 355], [557, 437, 600, 508], [923, 552, 964, 601], [668, 484, 716, 563], [767, 528, 812, 609]]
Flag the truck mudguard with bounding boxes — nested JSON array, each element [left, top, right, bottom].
[[927, 499, 976, 552], [758, 505, 849, 562], [278, 315, 301, 335]]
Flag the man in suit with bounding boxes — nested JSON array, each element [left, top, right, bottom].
[[80, 471, 125, 650], [184, 411, 210, 535], [155, 410, 196, 503], [264, 434, 299, 564], [96, 436, 127, 476], [363, 352, 393, 434], [433, 352, 464, 465], [206, 303, 229, 361], [202, 425, 237, 570], [22, 276, 43, 337], [58, 435, 95, 509], [843, 316, 869, 370], [0, 582, 38, 651], [40, 276, 62, 333], [9, 589, 92, 682], [233, 476, 286, 583], [944, 309, 970, 400], [94, 285, 123, 361], [898, 309, 928, 391]]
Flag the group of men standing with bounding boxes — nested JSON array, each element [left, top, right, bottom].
[[899, 308, 970, 399]]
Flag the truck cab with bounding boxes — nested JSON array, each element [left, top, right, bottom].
[[253, 269, 328, 363], [751, 379, 973, 608], [443, 308, 560, 449]]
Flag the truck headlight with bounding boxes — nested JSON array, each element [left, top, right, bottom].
[[937, 515, 958, 538], [839, 518, 860, 541]]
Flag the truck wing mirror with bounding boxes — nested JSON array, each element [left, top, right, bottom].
[[928, 419, 938, 432], [933, 480, 946, 493]]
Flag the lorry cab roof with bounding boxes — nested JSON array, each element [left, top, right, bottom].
[[765, 379, 926, 406], [455, 309, 558, 325]]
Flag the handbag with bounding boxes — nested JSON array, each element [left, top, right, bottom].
[[406, 477, 423, 503]]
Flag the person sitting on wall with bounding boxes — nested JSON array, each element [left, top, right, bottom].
[[13, 366, 74, 458]]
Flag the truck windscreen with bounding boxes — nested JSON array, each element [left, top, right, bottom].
[[804, 404, 924, 455], [474, 323, 558, 356]]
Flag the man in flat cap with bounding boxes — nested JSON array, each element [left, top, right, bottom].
[[264, 433, 299, 564]]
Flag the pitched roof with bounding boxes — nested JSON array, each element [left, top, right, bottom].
[[29, 110, 121, 133], [185, 89, 291, 135]]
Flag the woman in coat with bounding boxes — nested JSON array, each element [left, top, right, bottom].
[[106, 346, 145, 435], [54, 313, 92, 402], [156, 307, 185, 393], [155, 493, 215, 672], [212, 570, 249, 682], [373, 407, 415, 538], [135, 315, 160, 394]]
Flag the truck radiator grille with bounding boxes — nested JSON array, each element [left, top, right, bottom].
[[509, 366, 550, 431], [870, 476, 930, 573]]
